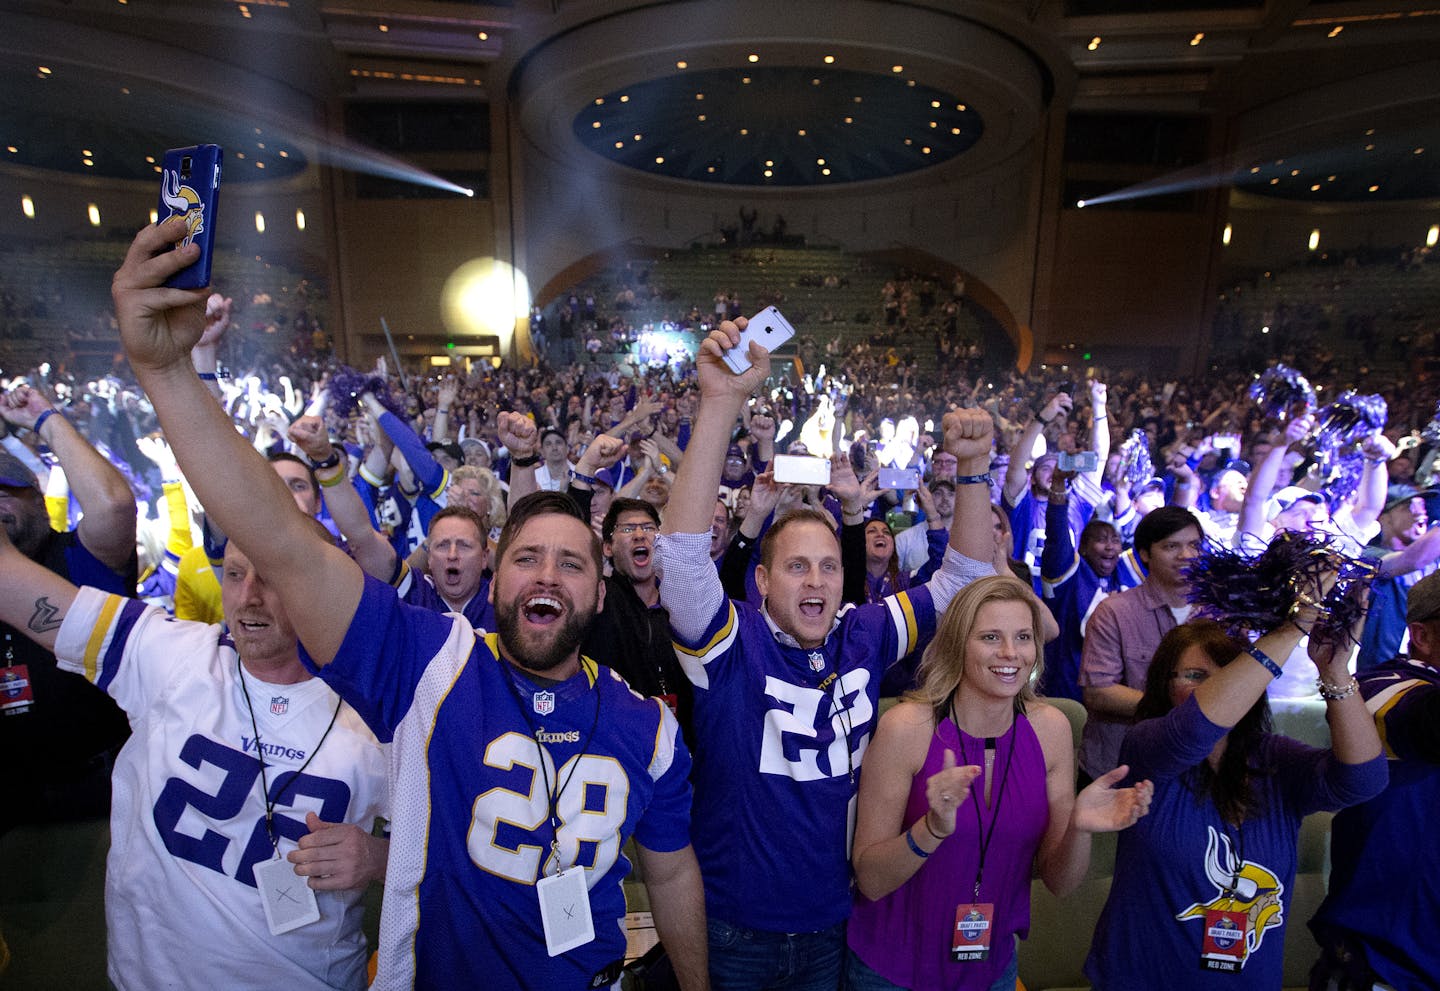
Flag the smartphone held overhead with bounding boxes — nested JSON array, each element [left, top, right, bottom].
[[158, 144, 222, 289], [722, 306, 797, 374], [772, 454, 831, 486]]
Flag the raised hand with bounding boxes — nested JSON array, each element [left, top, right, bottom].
[[111, 219, 211, 373], [496, 411, 538, 459], [747, 470, 782, 520], [1038, 393, 1072, 425], [199, 293, 233, 348], [942, 407, 995, 473], [1072, 764, 1154, 833], [1, 384, 54, 431], [749, 411, 777, 444], [288, 415, 333, 462], [697, 321, 770, 402], [577, 433, 626, 472]]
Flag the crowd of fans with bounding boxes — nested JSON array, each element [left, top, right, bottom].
[[1, 220, 1438, 991]]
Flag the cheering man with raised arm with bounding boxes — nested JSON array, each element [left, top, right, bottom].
[[110, 218, 709, 991], [656, 320, 998, 989]]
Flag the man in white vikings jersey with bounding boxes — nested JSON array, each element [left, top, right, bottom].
[[0, 522, 388, 991], [109, 220, 709, 990]]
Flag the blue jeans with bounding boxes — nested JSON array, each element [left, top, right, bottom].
[[707, 918, 845, 991], [843, 944, 1018, 991]]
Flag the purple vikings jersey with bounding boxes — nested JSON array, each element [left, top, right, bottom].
[[674, 590, 934, 932], [310, 575, 692, 990]]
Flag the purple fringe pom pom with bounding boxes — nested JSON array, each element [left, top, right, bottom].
[[1248, 364, 1316, 422], [1185, 530, 1373, 643], [1117, 429, 1154, 491], [326, 367, 406, 419]]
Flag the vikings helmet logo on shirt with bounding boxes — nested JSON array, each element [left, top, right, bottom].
[[1176, 826, 1285, 966], [160, 168, 206, 246]]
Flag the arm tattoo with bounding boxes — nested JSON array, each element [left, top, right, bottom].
[[28, 596, 64, 635]]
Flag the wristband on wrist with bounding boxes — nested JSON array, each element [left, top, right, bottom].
[[1244, 643, 1284, 680], [32, 409, 61, 436], [921, 810, 952, 841], [955, 472, 990, 485], [569, 468, 599, 487], [904, 827, 931, 859], [317, 468, 350, 488], [511, 452, 540, 468], [310, 447, 343, 472]]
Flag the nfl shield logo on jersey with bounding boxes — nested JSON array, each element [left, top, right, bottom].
[[808, 652, 825, 672], [270, 696, 289, 716], [533, 691, 555, 716]]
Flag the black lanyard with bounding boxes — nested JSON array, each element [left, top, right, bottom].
[[237, 658, 342, 848], [500, 658, 602, 869], [1220, 817, 1245, 900], [951, 699, 1018, 902]]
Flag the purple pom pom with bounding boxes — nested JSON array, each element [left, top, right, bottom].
[[1185, 530, 1374, 642], [326, 367, 406, 419], [1116, 429, 1154, 491], [1248, 364, 1316, 422]]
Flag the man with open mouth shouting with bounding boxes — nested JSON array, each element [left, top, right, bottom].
[[109, 218, 709, 991], [657, 319, 1001, 990]]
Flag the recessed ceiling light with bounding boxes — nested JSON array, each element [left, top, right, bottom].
[[1415, 147, 1426, 155], [1087, 37, 1101, 51], [1249, 166, 1259, 173], [237, 152, 246, 159], [378, 24, 388, 32], [812, 79, 820, 86], [655, 156, 664, 164], [740, 128, 748, 136], [83, 158, 94, 167], [279, 150, 288, 158], [676, 60, 687, 69], [904, 138, 912, 146], [1290, 169, 1300, 176], [1328, 25, 1343, 38], [748, 54, 759, 63], [797, 129, 806, 136], [697, 114, 706, 122], [742, 77, 751, 84], [83, 149, 92, 156], [1369, 184, 1379, 192], [817, 158, 825, 165], [906, 80, 915, 87], [891, 65, 903, 73], [1270, 178, 1279, 185], [922, 147, 931, 154], [695, 93, 704, 100], [823, 55, 835, 64], [1190, 32, 1204, 46], [956, 104, 966, 111], [763, 169, 773, 177], [595, 98, 604, 105], [765, 160, 774, 167], [6, 146, 17, 154], [822, 168, 831, 175], [1365, 144, 1375, 151], [614, 141, 623, 149], [478, 32, 488, 40], [256, 161, 265, 169], [1310, 184, 1320, 191], [1365, 128, 1375, 135], [951, 127, 960, 135], [37, 66, 52, 76], [853, 96, 862, 104], [619, 95, 629, 103], [929, 121, 937, 128], [707, 166, 716, 173], [931, 101, 940, 108], [843, 117, 853, 124], [633, 133, 642, 141], [592, 121, 601, 128]]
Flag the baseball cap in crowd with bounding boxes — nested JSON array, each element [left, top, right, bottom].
[[1266, 485, 1323, 521], [459, 437, 490, 460], [0, 451, 39, 490], [1382, 483, 1437, 515], [1136, 477, 1167, 497], [1406, 570, 1440, 624], [427, 441, 464, 465], [929, 477, 956, 492]]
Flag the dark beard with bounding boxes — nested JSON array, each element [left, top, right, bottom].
[[493, 597, 594, 673]]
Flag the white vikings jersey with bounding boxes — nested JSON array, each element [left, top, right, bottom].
[[54, 588, 388, 991]]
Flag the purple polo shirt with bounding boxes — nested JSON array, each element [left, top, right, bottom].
[[1078, 579, 1180, 778]]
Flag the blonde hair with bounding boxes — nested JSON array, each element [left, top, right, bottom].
[[908, 574, 1045, 722], [452, 465, 506, 530]]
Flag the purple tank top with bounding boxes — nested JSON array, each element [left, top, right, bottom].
[[848, 709, 1049, 989]]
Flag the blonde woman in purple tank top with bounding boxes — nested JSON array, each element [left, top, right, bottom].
[[848, 575, 1155, 990]]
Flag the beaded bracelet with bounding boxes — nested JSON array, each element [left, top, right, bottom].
[[1244, 643, 1284, 679], [1316, 676, 1359, 701], [904, 828, 930, 859], [955, 472, 990, 485]]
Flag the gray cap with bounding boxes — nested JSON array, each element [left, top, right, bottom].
[[1407, 570, 1440, 624], [0, 450, 39, 490]]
